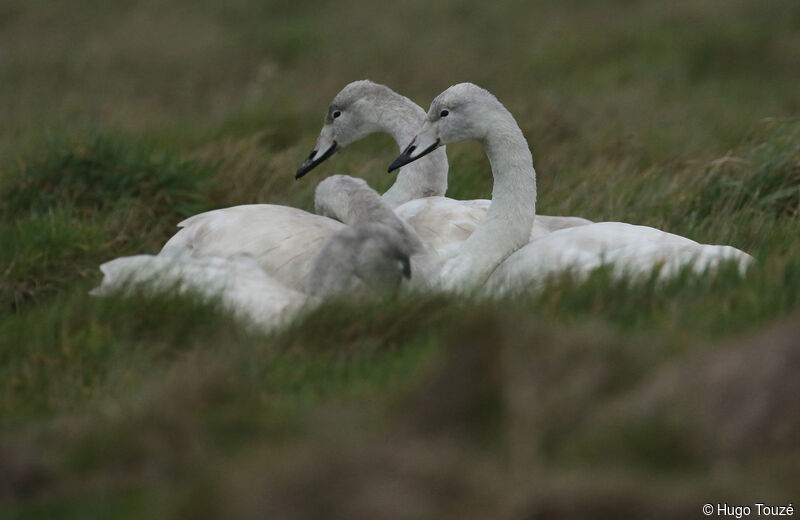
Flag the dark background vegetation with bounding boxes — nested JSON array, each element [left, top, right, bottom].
[[1, 0, 799, 517]]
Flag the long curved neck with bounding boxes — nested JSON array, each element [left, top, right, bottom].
[[375, 92, 449, 208], [338, 189, 395, 227], [452, 112, 537, 286]]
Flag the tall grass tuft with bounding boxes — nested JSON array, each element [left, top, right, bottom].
[[1, 133, 216, 221], [691, 120, 800, 222], [0, 134, 218, 309]]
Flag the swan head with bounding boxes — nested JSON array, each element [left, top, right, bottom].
[[309, 223, 412, 297], [388, 83, 504, 172], [349, 224, 413, 289], [296, 80, 394, 179]]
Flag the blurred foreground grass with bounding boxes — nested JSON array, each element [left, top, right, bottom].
[[1, 0, 799, 517]]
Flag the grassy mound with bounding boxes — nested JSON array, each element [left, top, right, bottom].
[[0, 135, 216, 309]]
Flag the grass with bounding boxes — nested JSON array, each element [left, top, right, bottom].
[[1, 0, 800, 517], [0, 134, 217, 308]]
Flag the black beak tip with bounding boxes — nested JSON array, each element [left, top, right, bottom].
[[295, 164, 311, 180], [294, 141, 338, 180], [388, 145, 417, 173], [387, 156, 407, 173], [388, 139, 439, 174]]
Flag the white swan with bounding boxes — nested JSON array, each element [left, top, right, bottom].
[[309, 174, 426, 293], [94, 175, 417, 330], [388, 83, 753, 291], [388, 83, 537, 288], [295, 80, 592, 250]]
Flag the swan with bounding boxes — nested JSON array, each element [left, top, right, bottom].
[[388, 83, 753, 291], [388, 83, 537, 288], [295, 80, 592, 251], [93, 176, 417, 330], [309, 174, 429, 292]]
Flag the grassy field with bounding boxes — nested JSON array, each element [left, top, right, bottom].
[[1, 0, 799, 517]]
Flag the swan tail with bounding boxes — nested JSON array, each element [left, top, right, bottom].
[[90, 255, 160, 296]]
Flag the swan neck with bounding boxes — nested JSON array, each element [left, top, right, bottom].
[[376, 94, 425, 147], [377, 93, 449, 208], [448, 112, 537, 287], [483, 122, 537, 237]]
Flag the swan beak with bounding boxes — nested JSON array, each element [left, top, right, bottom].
[[388, 135, 441, 173], [295, 140, 338, 179]]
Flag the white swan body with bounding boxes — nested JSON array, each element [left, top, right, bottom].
[[94, 176, 417, 330], [160, 205, 344, 291], [389, 83, 753, 291], [91, 254, 307, 331], [485, 222, 754, 293]]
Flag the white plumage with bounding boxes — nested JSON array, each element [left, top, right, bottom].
[[485, 222, 753, 293], [389, 83, 754, 291], [93, 176, 416, 330], [393, 196, 591, 261], [160, 205, 343, 291], [91, 254, 307, 330]]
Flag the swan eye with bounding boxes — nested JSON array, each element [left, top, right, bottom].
[[333, 110, 342, 119], [440, 110, 449, 117]]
